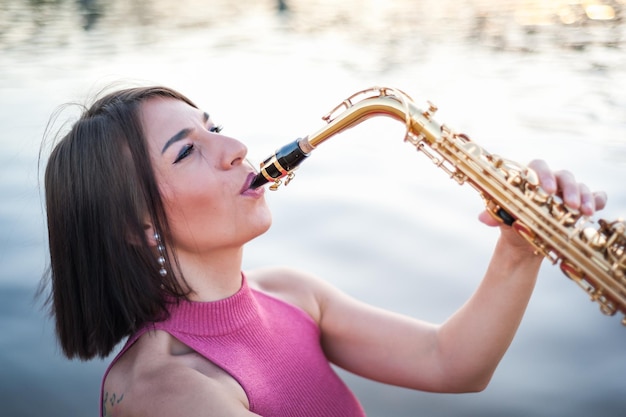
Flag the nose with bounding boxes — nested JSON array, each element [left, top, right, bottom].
[[221, 135, 248, 169]]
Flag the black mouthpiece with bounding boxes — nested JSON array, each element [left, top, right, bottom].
[[249, 139, 310, 189], [249, 172, 270, 189]]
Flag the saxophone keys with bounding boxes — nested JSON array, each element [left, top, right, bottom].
[[560, 260, 585, 283], [580, 227, 607, 250], [523, 167, 540, 186], [546, 195, 582, 227], [512, 220, 555, 262], [284, 171, 296, 186], [422, 101, 438, 120], [590, 289, 618, 317], [561, 259, 621, 318], [598, 298, 618, 316], [522, 169, 552, 205], [269, 179, 282, 191]]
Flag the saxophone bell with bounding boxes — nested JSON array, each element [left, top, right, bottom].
[[249, 138, 312, 190]]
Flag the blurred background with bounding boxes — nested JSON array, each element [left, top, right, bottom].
[[1, 0, 626, 416]]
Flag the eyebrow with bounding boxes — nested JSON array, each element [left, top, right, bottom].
[[160, 112, 210, 154]]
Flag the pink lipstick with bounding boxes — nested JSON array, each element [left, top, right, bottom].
[[240, 172, 265, 197]]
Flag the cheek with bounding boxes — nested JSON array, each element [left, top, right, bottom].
[[160, 176, 230, 229]]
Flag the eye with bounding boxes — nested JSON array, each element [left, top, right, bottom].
[[210, 125, 223, 133], [173, 144, 194, 164]]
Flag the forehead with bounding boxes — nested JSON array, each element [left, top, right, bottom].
[[139, 97, 200, 144], [140, 97, 199, 125]]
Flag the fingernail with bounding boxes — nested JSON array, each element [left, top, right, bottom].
[[543, 179, 556, 193]]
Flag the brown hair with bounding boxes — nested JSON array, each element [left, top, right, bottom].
[[42, 86, 195, 360]]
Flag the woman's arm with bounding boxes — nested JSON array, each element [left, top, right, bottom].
[[316, 160, 607, 393], [315, 247, 539, 394]]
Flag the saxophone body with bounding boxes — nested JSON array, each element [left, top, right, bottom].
[[251, 87, 626, 325]]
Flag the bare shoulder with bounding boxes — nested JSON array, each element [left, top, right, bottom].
[[102, 330, 259, 417], [246, 266, 339, 324]]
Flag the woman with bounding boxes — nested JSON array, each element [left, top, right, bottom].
[[42, 86, 607, 417]]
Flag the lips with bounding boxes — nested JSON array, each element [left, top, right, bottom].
[[240, 172, 265, 197]]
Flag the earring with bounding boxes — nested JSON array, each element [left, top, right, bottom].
[[154, 232, 167, 277]]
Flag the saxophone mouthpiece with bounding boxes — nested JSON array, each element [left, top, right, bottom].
[[248, 138, 311, 189], [249, 172, 269, 189]]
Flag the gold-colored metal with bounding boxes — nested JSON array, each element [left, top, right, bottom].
[[278, 86, 626, 325]]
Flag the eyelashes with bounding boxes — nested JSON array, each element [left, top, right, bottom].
[[172, 125, 224, 164], [173, 144, 194, 164]]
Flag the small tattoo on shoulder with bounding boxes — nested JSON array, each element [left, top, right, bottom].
[[102, 391, 125, 417]]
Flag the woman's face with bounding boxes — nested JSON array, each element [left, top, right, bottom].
[[140, 97, 271, 255]]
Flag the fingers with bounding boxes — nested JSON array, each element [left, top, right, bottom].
[[529, 159, 607, 216], [577, 185, 607, 215], [579, 183, 593, 214], [478, 210, 500, 227], [528, 159, 557, 194], [554, 169, 581, 210], [593, 190, 608, 212]]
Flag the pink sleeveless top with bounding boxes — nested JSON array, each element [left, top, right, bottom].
[[100, 275, 366, 416]]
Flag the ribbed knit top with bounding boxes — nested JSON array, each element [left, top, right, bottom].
[[100, 275, 366, 416]]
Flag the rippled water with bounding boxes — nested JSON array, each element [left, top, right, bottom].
[[1, 1, 625, 416]]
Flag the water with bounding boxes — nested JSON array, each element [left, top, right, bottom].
[[1, 0, 625, 416]]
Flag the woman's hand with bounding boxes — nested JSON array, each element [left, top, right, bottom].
[[478, 159, 608, 253]]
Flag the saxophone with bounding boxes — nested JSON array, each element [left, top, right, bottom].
[[249, 87, 626, 326]]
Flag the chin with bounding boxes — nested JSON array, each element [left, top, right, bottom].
[[258, 213, 273, 235], [249, 209, 273, 239]]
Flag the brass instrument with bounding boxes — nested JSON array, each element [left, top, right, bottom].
[[250, 87, 626, 325]]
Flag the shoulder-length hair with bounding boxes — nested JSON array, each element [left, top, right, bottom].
[[42, 86, 195, 360]]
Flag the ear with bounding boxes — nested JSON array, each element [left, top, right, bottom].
[[143, 223, 158, 247], [127, 222, 158, 247]]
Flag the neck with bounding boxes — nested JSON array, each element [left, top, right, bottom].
[[175, 246, 245, 302]]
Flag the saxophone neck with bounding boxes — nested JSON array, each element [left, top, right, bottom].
[[307, 86, 441, 149], [249, 86, 440, 190]]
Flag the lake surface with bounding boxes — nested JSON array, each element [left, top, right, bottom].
[[1, 0, 625, 416]]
